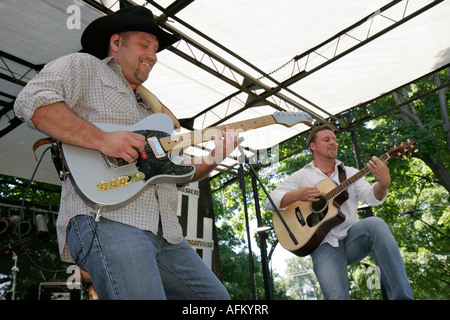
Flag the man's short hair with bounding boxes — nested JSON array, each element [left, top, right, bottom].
[[307, 124, 335, 148]]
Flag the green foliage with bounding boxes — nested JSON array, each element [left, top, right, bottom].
[[279, 256, 321, 300], [0, 175, 65, 299], [216, 222, 289, 300]]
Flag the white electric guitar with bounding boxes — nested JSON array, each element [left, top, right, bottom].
[[62, 111, 312, 209]]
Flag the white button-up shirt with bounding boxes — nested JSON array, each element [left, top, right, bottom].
[[14, 53, 183, 263], [265, 160, 387, 248]]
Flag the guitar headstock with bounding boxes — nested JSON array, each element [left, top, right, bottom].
[[388, 140, 418, 159], [273, 111, 313, 127]]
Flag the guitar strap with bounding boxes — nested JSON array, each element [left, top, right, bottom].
[[336, 164, 349, 203], [136, 85, 180, 131], [337, 164, 346, 183], [32, 137, 69, 181]]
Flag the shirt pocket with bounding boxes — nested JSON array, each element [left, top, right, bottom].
[[100, 75, 137, 118]]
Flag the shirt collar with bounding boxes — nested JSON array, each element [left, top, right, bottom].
[[103, 56, 124, 74], [102, 57, 136, 93], [305, 159, 344, 169]]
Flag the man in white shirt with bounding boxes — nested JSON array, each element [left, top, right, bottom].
[[266, 125, 413, 299]]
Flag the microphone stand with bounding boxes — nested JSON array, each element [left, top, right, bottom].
[[237, 164, 257, 300], [236, 138, 297, 300]]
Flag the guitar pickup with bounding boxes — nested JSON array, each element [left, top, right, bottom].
[[96, 172, 145, 191], [101, 153, 131, 169], [147, 137, 166, 158]]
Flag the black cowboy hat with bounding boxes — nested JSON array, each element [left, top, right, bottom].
[[81, 6, 180, 59]]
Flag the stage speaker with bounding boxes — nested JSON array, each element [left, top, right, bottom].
[[9, 215, 32, 236]]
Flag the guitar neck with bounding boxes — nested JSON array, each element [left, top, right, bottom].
[[325, 152, 391, 200], [159, 114, 277, 151]]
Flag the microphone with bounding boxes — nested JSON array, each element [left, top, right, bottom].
[[255, 226, 274, 233]]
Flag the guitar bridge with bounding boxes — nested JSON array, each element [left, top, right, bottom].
[[295, 207, 306, 226], [96, 172, 145, 191]]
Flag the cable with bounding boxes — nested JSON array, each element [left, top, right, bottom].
[[17, 146, 99, 274]]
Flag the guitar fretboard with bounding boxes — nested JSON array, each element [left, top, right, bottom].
[[159, 115, 277, 152], [324, 153, 391, 200]]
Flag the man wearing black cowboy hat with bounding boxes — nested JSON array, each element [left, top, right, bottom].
[[14, 6, 236, 300]]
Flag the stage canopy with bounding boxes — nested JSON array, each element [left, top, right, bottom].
[[1, 0, 449, 186]]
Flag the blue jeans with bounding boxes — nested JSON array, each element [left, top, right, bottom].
[[311, 216, 414, 300], [67, 215, 230, 300]]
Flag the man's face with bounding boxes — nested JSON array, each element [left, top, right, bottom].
[[311, 129, 337, 160], [114, 31, 159, 89]]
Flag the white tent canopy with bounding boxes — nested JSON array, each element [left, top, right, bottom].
[[1, 0, 449, 185]]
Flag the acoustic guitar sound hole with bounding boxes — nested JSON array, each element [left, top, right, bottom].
[[307, 195, 328, 227], [311, 195, 327, 212]]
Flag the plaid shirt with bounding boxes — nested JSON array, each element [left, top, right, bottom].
[[14, 53, 183, 263]]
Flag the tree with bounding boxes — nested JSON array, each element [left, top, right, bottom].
[[360, 69, 450, 192], [280, 256, 322, 300]]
